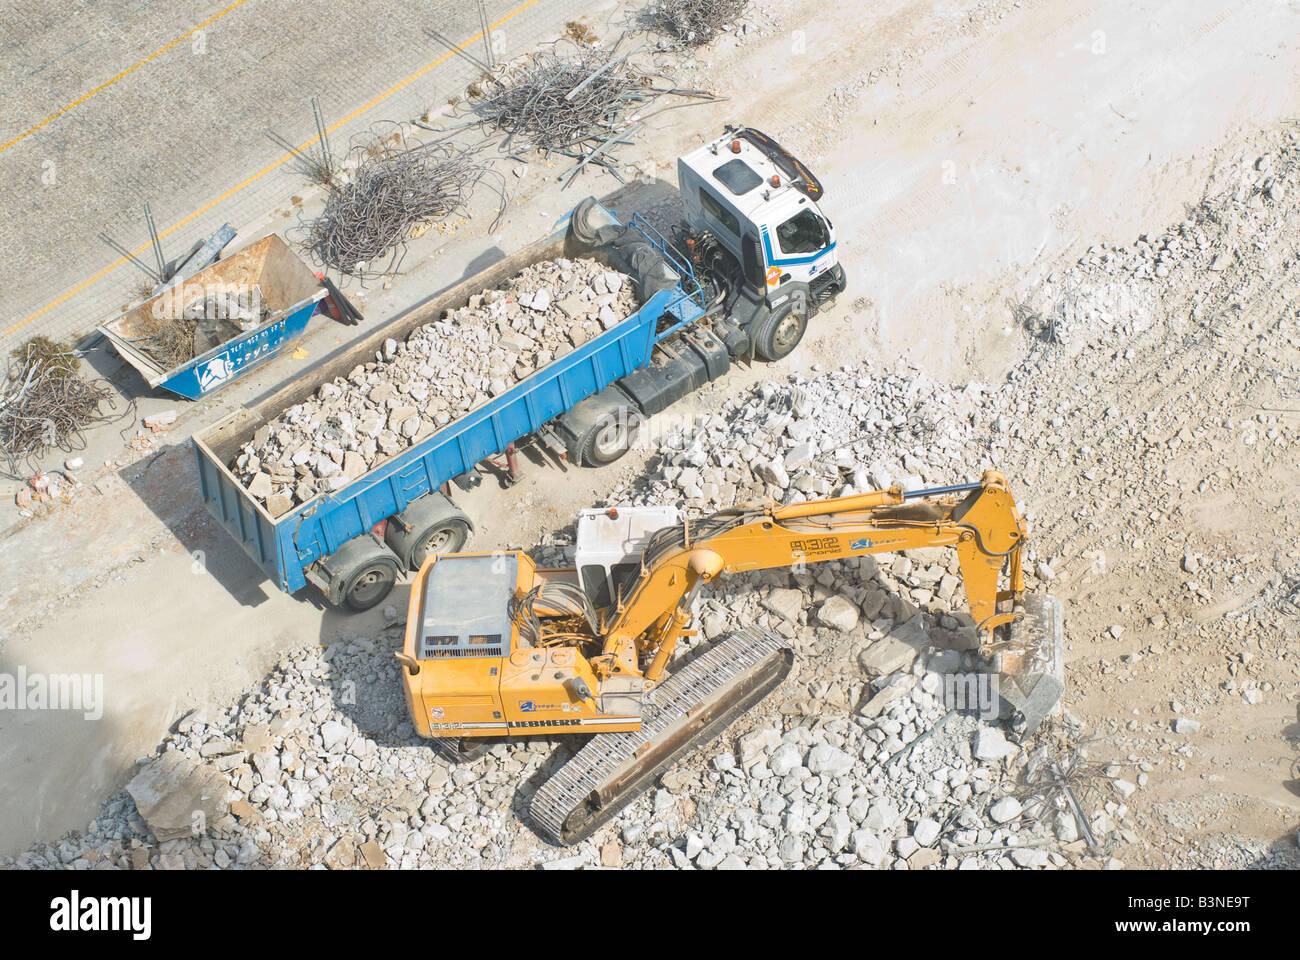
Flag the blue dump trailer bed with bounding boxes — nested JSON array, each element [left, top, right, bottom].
[[192, 199, 740, 610]]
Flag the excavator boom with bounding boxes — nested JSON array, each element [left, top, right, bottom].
[[595, 472, 1030, 688]]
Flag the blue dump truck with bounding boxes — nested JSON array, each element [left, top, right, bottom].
[[193, 129, 846, 611]]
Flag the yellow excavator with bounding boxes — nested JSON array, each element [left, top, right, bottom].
[[396, 470, 1064, 844]]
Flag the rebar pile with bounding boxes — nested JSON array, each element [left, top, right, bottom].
[[134, 317, 200, 370], [309, 133, 485, 277], [477, 43, 663, 157], [639, 0, 749, 46], [0, 341, 114, 476], [1010, 720, 1114, 854]]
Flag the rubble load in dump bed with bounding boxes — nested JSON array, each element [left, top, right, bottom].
[[231, 257, 639, 516]]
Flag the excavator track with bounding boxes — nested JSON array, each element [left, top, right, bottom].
[[529, 627, 794, 846]]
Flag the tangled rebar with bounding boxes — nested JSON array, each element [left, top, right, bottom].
[[1009, 719, 1115, 854], [639, 0, 749, 47], [0, 340, 117, 478], [308, 130, 490, 277], [133, 317, 201, 371], [474, 39, 716, 181]]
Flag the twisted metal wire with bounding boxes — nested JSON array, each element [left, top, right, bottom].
[[0, 342, 119, 479], [308, 127, 492, 278], [637, 0, 749, 47]]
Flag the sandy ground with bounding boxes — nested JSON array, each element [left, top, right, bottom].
[[2, 0, 1299, 861]]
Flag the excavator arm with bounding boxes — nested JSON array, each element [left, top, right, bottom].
[[595, 471, 1031, 686]]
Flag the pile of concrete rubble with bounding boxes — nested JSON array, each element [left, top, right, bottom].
[[232, 257, 637, 516], [0, 583, 1117, 872], [614, 361, 1004, 515], [3, 355, 1138, 871]]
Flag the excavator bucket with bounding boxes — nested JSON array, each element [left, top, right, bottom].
[[992, 592, 1066, 738]]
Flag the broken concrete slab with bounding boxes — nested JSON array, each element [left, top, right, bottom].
[[125, 750, 230, 842]]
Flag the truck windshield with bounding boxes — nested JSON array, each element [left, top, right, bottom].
[[776, 209, 829, 255]]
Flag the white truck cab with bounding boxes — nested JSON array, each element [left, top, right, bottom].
[[676, 127, 845, 360]]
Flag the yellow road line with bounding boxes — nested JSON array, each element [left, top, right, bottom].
[[7, 0, 539, 341], [0, 0, 254, 156]]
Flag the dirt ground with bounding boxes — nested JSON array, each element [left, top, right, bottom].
[[2, 0, 1299, 864]]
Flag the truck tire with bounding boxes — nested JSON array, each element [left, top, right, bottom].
[[408, 518, 469, 570], [315, 533, 402, 611], [385, 494, 473, 571], [577, 405, 642, 466], [754, 299, 810, 361], [342, 558, 398, 612]]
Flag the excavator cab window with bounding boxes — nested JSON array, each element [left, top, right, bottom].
[[581, 564, 612, 609]]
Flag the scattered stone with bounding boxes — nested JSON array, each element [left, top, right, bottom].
[[816, 595, 860, 632], [973, 727, 1010, 761], [988, 797, 1022, 823]]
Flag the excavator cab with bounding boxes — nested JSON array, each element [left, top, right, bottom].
[[573, 505, 680, 609]]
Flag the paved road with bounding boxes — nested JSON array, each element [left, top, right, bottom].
[[0, 0, 598, 350]]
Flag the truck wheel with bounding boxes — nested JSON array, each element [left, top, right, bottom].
[[385, 494, 474, 571], [754, 300, 809, 361], [578, 407, 641, 466], [342, 559, 398, 612], [409, 518, 469, 570]]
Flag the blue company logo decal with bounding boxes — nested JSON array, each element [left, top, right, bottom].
[[850, 538, 874, 551], [518, 700, 560, 713]]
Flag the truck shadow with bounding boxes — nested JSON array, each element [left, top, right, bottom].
[[116, 442, 277, 607]]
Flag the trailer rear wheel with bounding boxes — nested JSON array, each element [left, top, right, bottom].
[[577, 406, 642, 466], [409, 518, 469, 570], [385, 494, 473, 571], [754, 300, 809, 361], [342, 560, 398, 612]]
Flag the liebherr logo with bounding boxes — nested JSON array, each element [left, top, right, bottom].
[[49, 890, 151, 940]]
